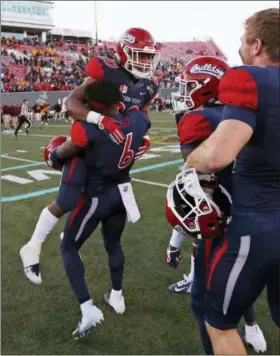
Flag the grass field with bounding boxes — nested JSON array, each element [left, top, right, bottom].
[[1, 112, 279, 355]]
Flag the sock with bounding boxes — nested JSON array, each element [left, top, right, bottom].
[[28, 207, 59, 252], [189, 255, 195, 281], [244, 305, 256, 325], [169, 229, 185, 249]]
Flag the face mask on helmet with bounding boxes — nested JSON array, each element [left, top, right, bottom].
[[122, 46, 160, 79], [166, 168, 231, 240]]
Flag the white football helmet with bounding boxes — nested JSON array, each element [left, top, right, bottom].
[[166, 168, 231, 240]]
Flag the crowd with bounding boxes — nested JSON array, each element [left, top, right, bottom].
[[1, 36, 190, 93]]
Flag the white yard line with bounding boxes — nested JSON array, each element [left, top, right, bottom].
[[132, 178, 169, 188], [1, 155, 39, 163]]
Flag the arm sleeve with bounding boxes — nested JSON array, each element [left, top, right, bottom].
[[85, 57, 105, 81], [218, 68, 258, 129], [70, 121, 90, 147], [178, 113, 212, 145], [221, 105, 257, 130]]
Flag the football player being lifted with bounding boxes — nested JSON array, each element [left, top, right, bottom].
[[165, 56, 266, 354], [20, 28, 160, 285]]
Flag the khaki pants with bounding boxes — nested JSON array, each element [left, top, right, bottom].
[[3, 114, 11, 129], [11, 116, 18, 128]]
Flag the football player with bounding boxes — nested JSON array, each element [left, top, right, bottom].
[[185, 8, 280, 355], [166, 56, 266, 353], [20, 27, 159, 283], [65, 27, 160, 130], [49, 95, 151, 339], [20, 81, 149, 285]]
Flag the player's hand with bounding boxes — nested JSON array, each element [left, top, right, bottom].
[[98, 115, 125, 145], [165, 246, 182, 268], [135, 135, 150, 160], [47, 148, 66, 171]]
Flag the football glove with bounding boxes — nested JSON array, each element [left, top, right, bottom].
[[165, 246, 182, 269], [98, 115, 125, 145], [135, 135, 150, 160]]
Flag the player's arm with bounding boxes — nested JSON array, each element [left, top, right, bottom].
[[65, 77, 94, 122], [186, 68, 257, 173], [49, 121, 93, 165], [65, 59, 125, 144]]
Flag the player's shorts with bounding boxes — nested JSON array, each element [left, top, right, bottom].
[[204, 211, 280, 330], [56, 156, 87, 213]]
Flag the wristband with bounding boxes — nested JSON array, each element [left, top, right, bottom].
[[86, 111, 101, 124]]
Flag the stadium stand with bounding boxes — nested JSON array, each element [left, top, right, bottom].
[[1, 36, 227, 93]]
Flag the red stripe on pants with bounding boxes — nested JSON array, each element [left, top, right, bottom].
[[206, 236, 228, 291]]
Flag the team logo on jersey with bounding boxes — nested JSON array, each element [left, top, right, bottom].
[[120, 33, 135, 44], [190, 64, 225, 79], [119, 84, 128, 94]]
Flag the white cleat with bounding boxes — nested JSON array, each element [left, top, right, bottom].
[[19, 244, 42, 285], [104, 291, 125, 314], [244, 324, 267, 353], [72, 300, 104, 340]]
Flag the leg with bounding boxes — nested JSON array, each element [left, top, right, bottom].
[[204, 229, 268, 354], [61, 196, 100, 304], [20, 157, 86, 284], [168, 239, 196, 293], [24, 117, 31, 133], [14, 116, 24, 137], [61, 196, 104, 339], [267, 259, 280, 328], [102, 210, 127, 314], [242, 304, 267, 353], [191, 240, 214, 355]]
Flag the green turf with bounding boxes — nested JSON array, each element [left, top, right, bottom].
[[1, 112, 279, 355]]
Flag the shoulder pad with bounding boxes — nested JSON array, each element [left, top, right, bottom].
[[218, 67, 258, 110], [95, 56, 119, 69], [178, 111, 212, 145]]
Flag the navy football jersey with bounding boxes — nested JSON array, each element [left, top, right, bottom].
[[86, 56, 159, 113], [178, 105, 233, 193], [218, 65, 280, 212], [70, 111, 150, 193]]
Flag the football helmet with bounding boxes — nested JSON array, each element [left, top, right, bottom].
[[44, 135, 68, 171], [166, 168, 231, 240], [171, 56, 229, 112], [116, 28, 161, 79]]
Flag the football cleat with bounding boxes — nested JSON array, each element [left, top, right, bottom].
[[168, 274, 193, 293], [241, 324, 267, 353], [72, 301, 104, 340], [19, 244, 42, 285], [104, 291, 125, 314]]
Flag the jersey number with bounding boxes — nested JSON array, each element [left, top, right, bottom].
[[118, 133, 134, 169]]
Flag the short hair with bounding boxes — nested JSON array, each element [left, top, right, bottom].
[[85, 81, 122, 106], [245, 8, 280, 62], [23, 99, 29, 103]]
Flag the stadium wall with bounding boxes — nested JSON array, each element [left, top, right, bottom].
[[1, 88, 175, 106]]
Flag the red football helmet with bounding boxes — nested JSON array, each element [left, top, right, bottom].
[[172, 56, 229, 112], [44, 135, 68, 171], [166, 169, 232, 240], [116, 28, 161, 79]]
